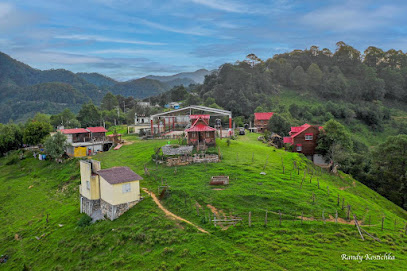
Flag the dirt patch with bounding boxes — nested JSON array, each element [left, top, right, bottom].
[[123, 140, 135, 146], [142, 188, 208, 234], [297, 214, 361, 225], [206, 204, 238, 230], [339, 180, 356, 190], [212, 188, 224, 191]]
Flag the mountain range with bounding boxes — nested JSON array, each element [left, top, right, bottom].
[[0, 52, 209, 123]]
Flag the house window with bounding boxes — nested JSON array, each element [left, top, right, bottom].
[[86, 181, 90, 190], [296, 145, 302, 152], [122, 183, 131, 193], [305, 134, 313, 140]]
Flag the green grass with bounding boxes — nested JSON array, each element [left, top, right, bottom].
[[1, 134, 407, 270]]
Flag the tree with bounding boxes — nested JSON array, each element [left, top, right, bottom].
[[32, 113, 51, 124], [290, 66, 308, 89], [44, 132, 69, 160], [317, 119, 353, 169], [306, 63, 322, 89], [23, 121, 52, 145], [371, 135, 407, 209], [267, 113, 290, 136], [0, 123, 23, 155], [77, 102, 101, 127], [50, 108, 80, 128], [170, 86, 188, 101], [100, 92, 118, 111]]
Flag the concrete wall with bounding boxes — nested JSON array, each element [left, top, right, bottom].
[[80, 160, 100, 200], [99, 177, 140, 206]]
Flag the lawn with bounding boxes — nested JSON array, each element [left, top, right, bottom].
[[0, 133, 406, 270]]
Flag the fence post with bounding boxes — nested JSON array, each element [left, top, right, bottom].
[[249, 212, 252, 227], [279, 210, 282, 226], [301, 211, 303, 224], [382, 217, 384, 231], [337, 194, 340, 206], [322, 210, 325, 224], [327, 186, 330, 197], [342, 198, 345, 210], [265, 211, 268, 227], [312, 193, 315, 203], [317, 179, 320, 189], [347, 205, 351, 221], [335, 210, 338, 224]]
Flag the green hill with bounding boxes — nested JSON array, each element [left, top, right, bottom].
[[1, 134, 406, 270]]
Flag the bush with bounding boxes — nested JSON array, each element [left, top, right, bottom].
[[77, 215, 92, 227]]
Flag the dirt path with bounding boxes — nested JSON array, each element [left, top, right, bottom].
[[142, 188, 209, 234]]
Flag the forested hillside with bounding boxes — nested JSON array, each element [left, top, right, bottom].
[[0, 52, 196, 122]]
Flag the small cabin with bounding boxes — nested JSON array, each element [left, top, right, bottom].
[[283, 124, 321, 156], [254, 112, 274, 133], [185, 115, 216, 146], [80, 160, 143, 221]]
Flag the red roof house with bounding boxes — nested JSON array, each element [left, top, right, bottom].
[[254, 112, 274, 133], [86, 126, 107, 133], [185, 116, 216, 146], [283, 123, 321, 156]]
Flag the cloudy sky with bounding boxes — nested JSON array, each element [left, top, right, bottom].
[[0, 0, 406, 80]]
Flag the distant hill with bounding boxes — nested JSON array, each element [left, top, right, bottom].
[[0, 52, 105, 122], [111, 78, 170, 98], [77, 72, 118, 87], [0, 51, 209, 122], [145, 69, 210, 84]]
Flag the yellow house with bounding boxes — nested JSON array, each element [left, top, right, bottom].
[[79, 160, 143, 220]]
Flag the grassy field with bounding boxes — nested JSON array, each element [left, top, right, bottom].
[[1, 133, 407, 270]]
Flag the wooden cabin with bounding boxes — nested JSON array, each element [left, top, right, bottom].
[[185, 115, 216, 146], [254, 112, 274, 133], [283, 124, 321, 156]]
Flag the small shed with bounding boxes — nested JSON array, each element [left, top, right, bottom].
[[210, 176, 229, 185]]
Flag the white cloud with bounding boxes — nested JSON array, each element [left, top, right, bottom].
[[54, 34, 166, 45], [189, 0, 255, 13], [136, 18, 215, 36], [301, 4, 401, 32]]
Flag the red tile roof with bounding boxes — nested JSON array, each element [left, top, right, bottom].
[[185, 116, 216, 132], [86, 126, 107, 133], [60, 128, 89, 134], [254, 112, 274, 120], [97, 167, 143, 184], [185, 123, 217, 132]]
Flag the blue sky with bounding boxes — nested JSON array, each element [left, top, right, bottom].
[[0, 0, 406, 81]]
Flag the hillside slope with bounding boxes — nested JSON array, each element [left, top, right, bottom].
[[0, 134, 406, 270], [146, 69, 210, 84]]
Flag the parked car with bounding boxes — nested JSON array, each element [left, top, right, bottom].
[[239, 127, 245, 135]]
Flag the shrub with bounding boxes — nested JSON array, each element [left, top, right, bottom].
[[77, 215, 92, 227]]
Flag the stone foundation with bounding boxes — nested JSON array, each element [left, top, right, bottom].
[[80, 196, 101, 216], [166, 154, 219, 166], [100, 198, 142, 221]]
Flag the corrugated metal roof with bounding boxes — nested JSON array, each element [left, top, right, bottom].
[[60, 128, 89, 134], [86, 126, 107, 133], [254, 112, 274, 120]]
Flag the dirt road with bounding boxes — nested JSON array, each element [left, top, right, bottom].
[[142, 188, 209, 234]]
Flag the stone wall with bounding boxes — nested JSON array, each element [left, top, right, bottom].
[[80, 196, 101, 216], [100, 198, 142, 221], [162, 145, 193, 156], [166, 154, 219, 166]]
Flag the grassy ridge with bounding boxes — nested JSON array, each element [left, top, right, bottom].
[[0, 133, 406, 270]]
